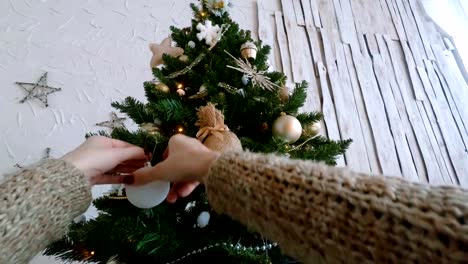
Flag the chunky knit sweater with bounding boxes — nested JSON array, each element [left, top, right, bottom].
[[0, 159, 92, 264], [2, 153, 468, 263]]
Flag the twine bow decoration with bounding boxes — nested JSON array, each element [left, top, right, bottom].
[[195, 103, 230, 142], [196, 123, 229, 142]]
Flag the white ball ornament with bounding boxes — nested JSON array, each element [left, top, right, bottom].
[[179, 55, 189, 62], [188, 41, 196, 48], [197, 211, 211, 228], [241, 74, 249, 85], [266, 59, 274, 71], [272, 114, 302, 143], [126, 181, 170, 209]]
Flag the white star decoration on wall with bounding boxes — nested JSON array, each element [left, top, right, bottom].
[[96, 112, 126, 129], [15, 72, 62, 107]]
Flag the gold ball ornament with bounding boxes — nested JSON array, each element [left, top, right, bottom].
[[212, 1, 225, 9], [240, 41, 258, 60], [179, 55, 189, 62], [273, 114, 302, 143], [155, 83, 170, 93], [279, 86, 289, 102], [304, 121, 322, 136]]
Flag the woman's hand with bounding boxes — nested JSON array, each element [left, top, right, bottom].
[[62, 136, 146, 185], [133, 134, 219, 203]]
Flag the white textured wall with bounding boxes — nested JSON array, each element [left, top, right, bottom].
[[421, 0, 468, 66], [0, 0, 259, 263]]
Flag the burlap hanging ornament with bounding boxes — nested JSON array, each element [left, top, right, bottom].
[[195, 103, 242, 153]]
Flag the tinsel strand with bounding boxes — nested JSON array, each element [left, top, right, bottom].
[[217, 82, 238, 93], [218, 82, 245, 97], [167, 53, 207, 79], [166, 242, 278, 264]]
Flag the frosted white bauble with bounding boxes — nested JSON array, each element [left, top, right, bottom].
[[188, 41, 196, 48], [272, 114, 302, 143], [197, 211, 211, 228], [241, 74, 249, 85], [126, 181, 170, 209], [179, 55, 189, 62]]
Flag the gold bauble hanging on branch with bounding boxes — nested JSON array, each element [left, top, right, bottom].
[[279, 86, 289, 102], [272, 113, 302, 143], [155, 83, 170, 93], [179, 55, 189, 62], [303, 121, 322, 137]]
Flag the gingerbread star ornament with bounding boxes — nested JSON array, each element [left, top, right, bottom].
[[149, 37, 184, 68]]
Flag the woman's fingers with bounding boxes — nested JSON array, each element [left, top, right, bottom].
[[132, 160, 174, 185], [165, 182, 200, 203], [162, 148, 169, 160], [112, 146, 146, 163], [109, 138, 137, 148], [177, 181, 200, 197], [107, 159, 148, 174], [166, 188, 178, 203]]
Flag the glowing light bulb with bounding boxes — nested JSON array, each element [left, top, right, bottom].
[[178, 127, 184, 133], [177, 83, 183, 89], [90, 251, 95, 255], [201, 11, 206, 17]]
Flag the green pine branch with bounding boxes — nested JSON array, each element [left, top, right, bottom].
[[282, 81, 307, 115], [111, 97, 153, 125], [296, 112, 323, 126], [146, 99, 194, 124]]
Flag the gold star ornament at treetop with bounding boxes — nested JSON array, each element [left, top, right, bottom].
[[149, 37, 184, 68]]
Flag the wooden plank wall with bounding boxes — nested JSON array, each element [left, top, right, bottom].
[[257, 0, 468, 186]]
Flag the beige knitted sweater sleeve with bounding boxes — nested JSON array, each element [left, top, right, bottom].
[[205, 151, 468, 263], [0, 159, 92, 264]]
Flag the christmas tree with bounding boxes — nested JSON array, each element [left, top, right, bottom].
[[45, 1, 351, 263]]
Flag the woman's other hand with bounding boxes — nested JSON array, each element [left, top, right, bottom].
[[62, 136, 146, 185], [133, 134, 219, 203]]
